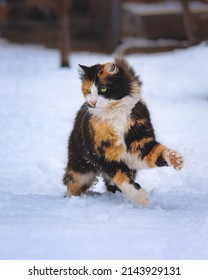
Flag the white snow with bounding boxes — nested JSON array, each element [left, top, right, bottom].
[[114, 37, 188, 54], [123, 1, 208, 16], [0, 39, 208, 260]]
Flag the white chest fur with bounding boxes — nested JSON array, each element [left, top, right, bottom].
[[92, 96, 133, 142], [90, 95, 147, 170]]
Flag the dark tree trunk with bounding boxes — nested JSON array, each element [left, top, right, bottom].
[[180, 0, 198, 45], [58, 0, 71, 67]]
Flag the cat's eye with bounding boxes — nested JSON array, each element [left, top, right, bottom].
[[101, 86, 107, 93], [87, 89, 91, 94]]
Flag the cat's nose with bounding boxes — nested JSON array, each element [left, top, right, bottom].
[[88, 100, 97, 108]]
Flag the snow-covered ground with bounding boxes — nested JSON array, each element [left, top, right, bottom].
[[0, 39, 208, 260], [123, 1, 208, 15]]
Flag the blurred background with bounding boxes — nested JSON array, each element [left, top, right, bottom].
[[0, 0, 208, 66]]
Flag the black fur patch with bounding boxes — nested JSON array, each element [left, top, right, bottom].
[[140, 141, 158, 159], [155, 155, 168, 167], [79, 64, 101, 81]]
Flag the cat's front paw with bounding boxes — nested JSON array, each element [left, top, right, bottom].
[[120, 183, 150, 206], [133, 188, 150, 206], [163, 149, 184, 170]]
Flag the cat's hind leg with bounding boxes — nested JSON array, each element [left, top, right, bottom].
[[63, 168, 97, 197]]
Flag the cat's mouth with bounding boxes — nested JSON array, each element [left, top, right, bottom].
[[88, 101, 97, 108]]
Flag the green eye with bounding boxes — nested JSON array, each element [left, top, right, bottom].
[[101, 86, 107, 93], [87, 89, 91, 94]]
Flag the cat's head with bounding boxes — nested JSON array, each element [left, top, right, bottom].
[[78, 57, 142, 110]]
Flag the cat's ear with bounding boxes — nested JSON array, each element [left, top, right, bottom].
[[78, 64, 90, 79]]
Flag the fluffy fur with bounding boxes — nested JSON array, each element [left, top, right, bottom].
[[63, 57, 184, 205]]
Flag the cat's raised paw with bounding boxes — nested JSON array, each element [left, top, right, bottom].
[[163, 149, 184, 170]]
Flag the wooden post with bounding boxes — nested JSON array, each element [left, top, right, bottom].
[[57, 0, 71, 67], [180, 0, 198, 45]]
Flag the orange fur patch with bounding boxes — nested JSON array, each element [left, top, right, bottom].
[[97, 69, 108, 84], [82, 80, 93, 97], [144, 144, 167, 168], [104, 145, 123, 161], [113, 171, 129, 186], [130, 81, 141, 95], [130, 137, 154, 154], [136, 118, 147, 126], [90, 116, 124, 161], [97, 62, 115, 84], [65, 170, 96, 195], [124, 118, 147, 134], [65, 170, 83, 195]]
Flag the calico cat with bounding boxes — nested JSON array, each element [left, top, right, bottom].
[[63, 57, 184, 206]]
